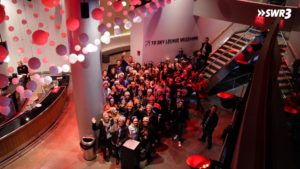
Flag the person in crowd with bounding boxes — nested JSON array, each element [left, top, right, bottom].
[[111, 116, 129, 165], [115, 60, 125, 74], [91, 112, 113, 162], [139, 116, 155, 165], [128, 116, 139, 140], [200, 105, 219, 149], [103, 81, 111, 102], [193, 73, 208, 113], [200, 37, 212, 67], [173, 99, 189, 147], [175, 48, 187, 60], [17, 60, 30, 86], [17, 60, 29, 75]]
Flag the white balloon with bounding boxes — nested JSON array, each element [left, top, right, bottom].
[[39, 77, 45, 85], [32, 74, 41, 82], [94, 39, 101, 46], [44, 76, 53, 85], [82, 47, 89, 54], [86, 43, 98, 53], [124, 21, 132, 30], [77, 54, 85, 62], [57, 66, 62, 74], [101, 35, 111, 44], [133, 16, 142, 23], [62, 64, 70, 72], [69, 53, 78, 64], [74, 45, 81, 51]]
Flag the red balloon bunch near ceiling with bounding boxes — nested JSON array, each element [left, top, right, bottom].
[[41, 0, 61, 8], [32, 30, 49, 46], [0, 4, 5, 23]]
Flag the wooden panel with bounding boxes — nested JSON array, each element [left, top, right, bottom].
[[0, 88, 68, 162]]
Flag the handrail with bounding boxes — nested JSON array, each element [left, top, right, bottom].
[[205, 26, 256, 76]]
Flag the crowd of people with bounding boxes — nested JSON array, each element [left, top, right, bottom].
[[91, 45, 220, 166]]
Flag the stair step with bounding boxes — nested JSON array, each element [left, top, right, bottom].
[[279, 83, 290, 87], [278, 76, 292, 81], [233, 34, 252, 42], [230, 37, 248, 45], [209, 56, 227, 65], [213, 53, 231, 62], [279, 70, 291, 75], [218, 49, 236, 57], [205, 66, 217, 74], [225, 41, 245, 48], [204, 72, 212, 79], [207, 60, 222, 69], [223, 44, 242, 51]]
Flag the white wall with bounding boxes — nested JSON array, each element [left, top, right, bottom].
[[130, 0, 238, 64], [288, 31, 300, 59], [131, 0, 200, 64], [0, 1, 68, 73]]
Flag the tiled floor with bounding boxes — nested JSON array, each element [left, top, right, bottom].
[[2, 88, 234, 169]]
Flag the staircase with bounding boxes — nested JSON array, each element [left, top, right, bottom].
[[277, 32, 294, 98], [204, 27, 260, 89]]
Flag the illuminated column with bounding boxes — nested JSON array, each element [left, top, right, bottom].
[[65, 0, 103, 138]]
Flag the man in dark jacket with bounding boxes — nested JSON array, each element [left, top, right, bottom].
[[200, 37, 212, 67], [200, 105, 219, 149], [111, 116, 129, 165], [91, 112, 113, 162]]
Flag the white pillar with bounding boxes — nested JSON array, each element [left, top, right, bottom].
[[65, 0, 103, 138]]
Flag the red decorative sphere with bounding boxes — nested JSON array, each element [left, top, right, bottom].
[[66, 17, 80, 31], [32, 30, 49, 46], [41, 0, 60, 8], [92, 8, 104, 20]]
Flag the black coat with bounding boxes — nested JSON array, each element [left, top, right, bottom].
[[111, 125, 129, 146], [200, 42, 212, 57], [202, 110, 219, 132], [92, 119, 113, 143]]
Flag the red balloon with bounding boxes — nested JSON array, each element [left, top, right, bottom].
[[92, 8, 104, 20], [26, 29, 32, 35], [33, 13, 39, 18], [41, 0, 60, 8], [113, 1, 123, 12], [61, 32, 67, 38], [0, 45, 8, 62], [16, 9, 22, 14], [38, 22, 44, 28], [66, 17, 80, 31], [28, 57, 41, 70], [21, 19, 27, 25], [8, 26, 14, 32], [32, 30, 49, 46]]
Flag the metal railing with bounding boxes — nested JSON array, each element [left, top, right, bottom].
[[205, 26, 257, 78], [278, 31, 294, 98]]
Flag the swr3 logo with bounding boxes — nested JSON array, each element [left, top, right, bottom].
[[257, 8, 292, 19]]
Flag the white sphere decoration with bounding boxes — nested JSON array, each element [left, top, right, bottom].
[[62, 64, 70, 72], [57, 66, 62, 74], [77, 54, 85, 62], [94, 39, 101, 46], [44, 76, 53, 85], [86, 43, 98, 53], [82, 47, 89, 54], [69, 53, 78, 64], [124, 21, 132, 30], [104, 31, 110, 36], [74, 45, 81, 51], [101, 35, 111, 44], [133, 16, 142, 23], [122, 1, 127, 6]]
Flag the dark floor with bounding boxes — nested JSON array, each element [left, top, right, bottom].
[[1, 87, 235, 169]]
